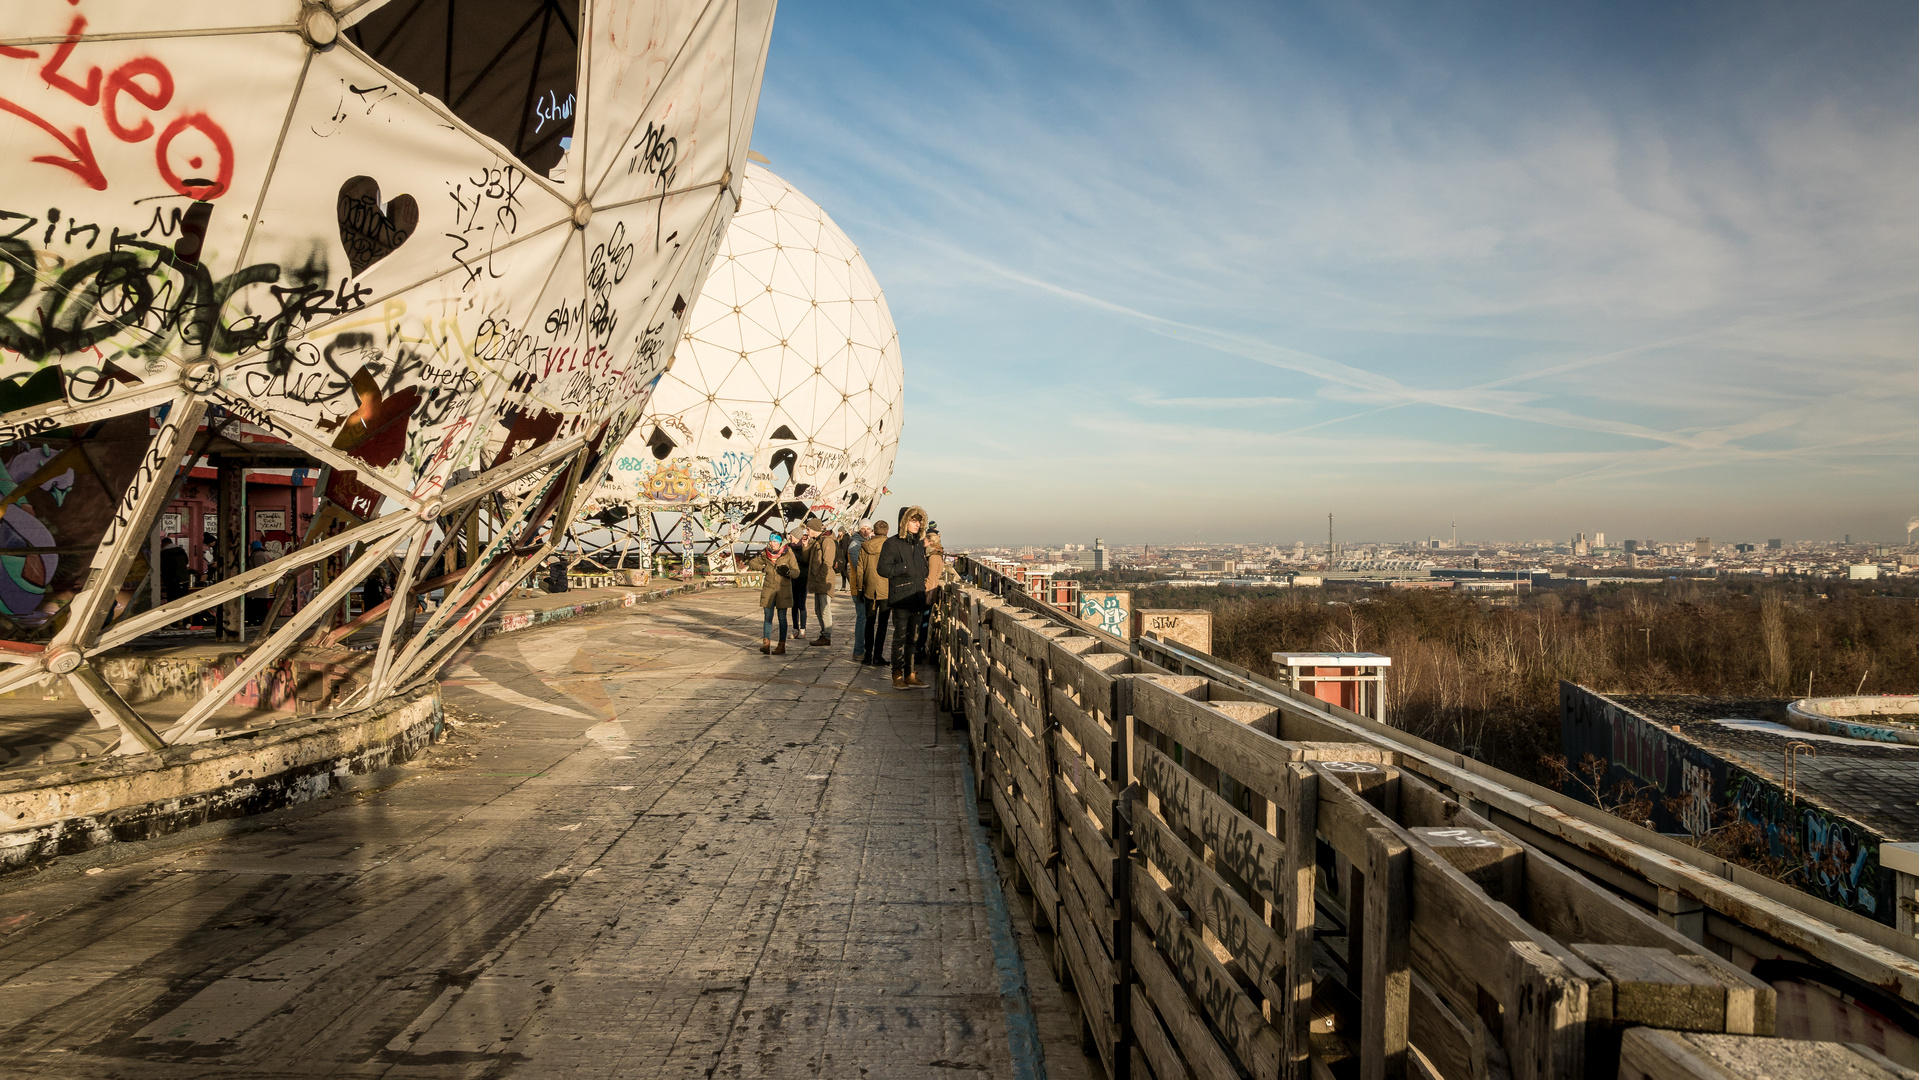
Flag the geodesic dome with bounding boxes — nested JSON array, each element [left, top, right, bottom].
[[589, 164, 903, 541], [0, 0, 775, 755]]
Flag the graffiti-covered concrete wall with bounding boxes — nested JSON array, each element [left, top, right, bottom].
[[1559, 682, 1891, 924]]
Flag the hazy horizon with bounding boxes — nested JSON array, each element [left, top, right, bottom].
[[752, 1, 1919, 543]]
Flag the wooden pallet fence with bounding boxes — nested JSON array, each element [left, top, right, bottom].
[[1048, 629, 1163, 1076], [938, 571, 1781, 1080]]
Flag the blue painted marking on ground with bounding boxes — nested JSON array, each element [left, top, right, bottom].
[[960, 747, 1047, 1080]]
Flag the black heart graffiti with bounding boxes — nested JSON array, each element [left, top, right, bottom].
[[336, 175, 418, 277]]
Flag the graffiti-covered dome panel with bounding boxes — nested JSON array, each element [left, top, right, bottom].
[[0, 0, 776, 752]]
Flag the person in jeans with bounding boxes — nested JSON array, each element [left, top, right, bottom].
[[855, 520, 890, 666], [802, 517, 836, 646], [745, 536, 799, 655], [844, 521, 874, 656], [877, 506, 930, 689]]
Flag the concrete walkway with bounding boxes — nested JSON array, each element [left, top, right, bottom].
[[0, 589, 1092, 1078]]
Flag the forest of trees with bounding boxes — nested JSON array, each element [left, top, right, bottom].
[[1119, 579, 1919, 781]]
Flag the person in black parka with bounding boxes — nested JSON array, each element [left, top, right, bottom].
[[876, 505, 930, 689]]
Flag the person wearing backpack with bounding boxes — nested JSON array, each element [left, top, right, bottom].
[[876, 506, 930, 689]]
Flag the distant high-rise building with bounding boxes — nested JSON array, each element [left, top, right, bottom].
[[1623, 539, 1639, 554], [1093, 537, 1106, 573], [1767, 538, 1783, 550], [1572, 532, 1589, 557], [1694, 537, 1711, 558], [1594, 531, 1605, 548], [1626, 553, 1639, 569]]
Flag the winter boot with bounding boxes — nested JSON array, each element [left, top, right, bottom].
[[907, 672, 927, 688], [760, 638, 770, 655], [811, 633, 831, 647], [892, 672, 907, 690], [772, 640, 786, 655]]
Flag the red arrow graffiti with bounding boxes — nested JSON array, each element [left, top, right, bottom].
[[0, 96, 106, 189]]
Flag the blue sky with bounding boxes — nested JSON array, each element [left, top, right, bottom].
[[747, 0, 1919, 546]]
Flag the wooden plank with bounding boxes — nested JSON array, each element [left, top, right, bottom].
[[1316, 766, 1397, 864], [1131, 922, 1243, 1080], [1006, 759, 1053, 861], [1133, 871, 1284, 1079], [1503, 940, 1590, 1080], [1281, 763, 1320, 1075], [990, 666, 1042, 736], [1059, 891, 1115, 1016], [989, 775, 1016, 850], [1069, 651, 1135, 702], [1132, 983, 1196, 1080], [1014, 811, 1061, 924], [989, 633, 1037, 686], [1363, 827, 1412, 1080], [1053, 744, 1115, 834], [1134, 739, 1286, 909], [1061, 843, 1116, 963], [1276, 698, 1380, 746], [1570, 944, 1728, 1033], [1051, 688, 1115, 775], [1408, 972, 1474, 1080], [1410, 826, 1523, 905], [1013, 616, 1069, 662], [1059, 852, 1117, 978], [989, 692, 1049, 801], [1617, 1028, 1916, 1080], [1056, 774, 1115, 897], [1133, 809, 1285, 1003], [1521, 847, 1773, 1036], [1401, 820, 1610, 1039], [1132, 677, 1294, 804]]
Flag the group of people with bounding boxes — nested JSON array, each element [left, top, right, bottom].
[[746, 505, 945, 690]]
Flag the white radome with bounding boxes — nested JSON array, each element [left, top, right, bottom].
[[593, 164, 903, 535]]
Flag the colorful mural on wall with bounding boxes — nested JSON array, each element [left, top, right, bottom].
[[1559, 683, 1889, 923]]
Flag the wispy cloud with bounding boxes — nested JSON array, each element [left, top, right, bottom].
[[753, 0, 1919, 543]]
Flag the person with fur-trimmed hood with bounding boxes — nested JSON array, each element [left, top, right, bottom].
[[876, 506, 931, 688]]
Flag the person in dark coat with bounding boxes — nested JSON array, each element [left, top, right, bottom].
[[789, 520, 810, 633], [876, 506, 930, 689]]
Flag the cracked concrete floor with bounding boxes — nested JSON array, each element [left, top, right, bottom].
[[0, 589, 1095, 1079]]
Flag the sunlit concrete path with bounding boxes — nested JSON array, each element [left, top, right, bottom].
[[0, 588, 1088, 1079]]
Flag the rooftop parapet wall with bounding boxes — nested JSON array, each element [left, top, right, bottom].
[[1789, 696, 1919, 746], [1561, 685, 1894, 925], [0, 686, 441, 873]]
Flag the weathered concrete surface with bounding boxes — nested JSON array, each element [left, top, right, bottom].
[[0, 579, 728, 770], [0, 687, 442, 872], [0, 588, 1093, 1078]]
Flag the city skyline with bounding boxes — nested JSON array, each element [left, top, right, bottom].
[[752, 1, 1919, 543]]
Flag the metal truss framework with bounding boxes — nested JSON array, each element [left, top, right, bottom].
[[0, 387, 598, 754]]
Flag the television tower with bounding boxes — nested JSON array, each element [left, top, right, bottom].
[[1451, 518, 1457, 548], [1328, 513, 1335, 563]]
